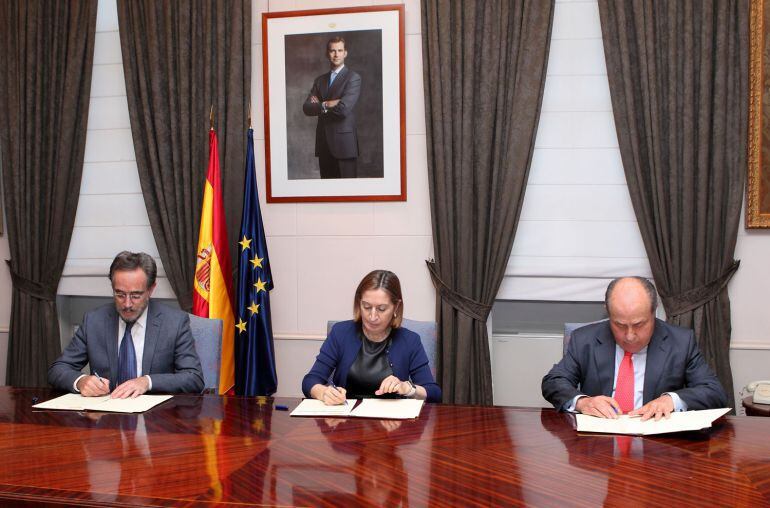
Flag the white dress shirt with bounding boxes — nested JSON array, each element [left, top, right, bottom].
[[74, 305, 153, 391], [567, 344, 686, 412]]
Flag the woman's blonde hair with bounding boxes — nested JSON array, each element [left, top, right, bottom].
[[352, 270, 403, 328]]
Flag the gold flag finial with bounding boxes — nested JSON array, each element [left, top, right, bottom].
[[209, 105, 214, 131], [248, 102, 252, 129]]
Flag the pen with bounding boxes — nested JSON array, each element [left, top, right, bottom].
[[330, 382, 348, 406], [275, 404, 289, 411], [93, 371, 106, 387]]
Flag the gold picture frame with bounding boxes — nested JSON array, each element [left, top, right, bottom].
[[748, 0, 770, 227]]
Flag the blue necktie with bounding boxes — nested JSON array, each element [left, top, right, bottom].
[[117, 321, 136, 386], [329, 71, 337, 87]]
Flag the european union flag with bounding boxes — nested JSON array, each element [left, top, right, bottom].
[[234, 128, 277, 395]]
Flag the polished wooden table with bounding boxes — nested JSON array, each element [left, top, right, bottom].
[[0, 388, 768, 506]]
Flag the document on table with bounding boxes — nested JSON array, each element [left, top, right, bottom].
[[290, 398, 425, 419], [290, 398, 355, 417], [33, 393, 173, 413], [576, 408, 731, 435], [349, 398, 424, 420]]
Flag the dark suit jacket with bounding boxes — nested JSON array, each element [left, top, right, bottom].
[[541, 319, 727, 411], [302, 66, 361, 159], [301, 320, 442, 402], [48, 301, 204, 393]]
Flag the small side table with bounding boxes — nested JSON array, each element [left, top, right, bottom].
[[742, 396, 770, 417]]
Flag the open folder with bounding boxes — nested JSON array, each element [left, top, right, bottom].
[[33, 393, 173, 413], [290, 398, 424, 419], [575, 408, 731, 435]]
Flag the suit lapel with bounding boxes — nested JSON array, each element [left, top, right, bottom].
[[106, 307, 119, 388], [594, 324, 616, 397], [643, 320, 668, 403], [320, 71, 331, 99], [142, 301, 161, 376]]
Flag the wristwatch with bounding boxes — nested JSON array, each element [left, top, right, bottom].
[[405, 380, 417, 398]]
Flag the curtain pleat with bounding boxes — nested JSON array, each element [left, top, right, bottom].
[[421, 0, 554, 405], [117, 0, 250, 311], [598, 0, 748, 404], [0, 0, 97, 387]]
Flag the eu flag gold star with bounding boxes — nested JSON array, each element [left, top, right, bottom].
[[236, 318, 247, 333], [254, 277, 267, 293], [238, 236, 252, 251], [250, 254, 264, 269], [247, 301, 260, 315]]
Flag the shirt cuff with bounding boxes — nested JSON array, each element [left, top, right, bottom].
[[664, 392, 687, 411], [564, 394, 587, 413], [73, 374, 87, 393], [146, 375, 152, 391]]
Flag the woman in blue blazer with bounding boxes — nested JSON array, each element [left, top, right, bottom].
[[302, 270, 441, 403]]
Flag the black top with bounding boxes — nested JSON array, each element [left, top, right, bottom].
[[346, 329, 396, 398]]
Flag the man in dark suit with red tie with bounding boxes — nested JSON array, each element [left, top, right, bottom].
[[541, 277, 727, 421], [302, 36, 361, 179]]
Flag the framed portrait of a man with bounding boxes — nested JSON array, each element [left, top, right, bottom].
[[262, 5, 406, 202]]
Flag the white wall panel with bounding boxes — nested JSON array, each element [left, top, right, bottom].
[[68, 226, 158, 258], [93, 32, 122, 65], [512, 221, 645, 258], [528, 149, 625, 185], [541, 75, 612, 112], [552, 1, 601, 39], [83, 129, 135, 162], [405, 33, 426, 136], [547, 39, 607, 76], [73, 194, 149, 227], [265, 236, 299, 335], [518, 184, 636, 221], [87, 96, 131, 130], [81, 162, 142, 194], [373, 135, 431, 236], [296, 237, 378, 333], [95, 0, 118, 31], [253, 139, 297, 235], [90, 64, 126, 97], [371, 235, 434, 320], [538, 112, 618, 148], [297, 203, 374, 236]]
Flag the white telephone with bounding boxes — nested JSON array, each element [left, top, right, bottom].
[[745, 381, 770, 404]]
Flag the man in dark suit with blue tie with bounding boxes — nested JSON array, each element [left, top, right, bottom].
[[48, 251, 204, 398], [302, 36, 361, 179]]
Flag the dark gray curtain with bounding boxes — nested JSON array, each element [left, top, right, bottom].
[[422, 1, 554, 405], [598, 0, 748, 403], [117, 0, 250, 311], [0, 0, 97, 387]]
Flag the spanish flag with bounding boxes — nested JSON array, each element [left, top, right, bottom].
[[193, 129, 235, 394]]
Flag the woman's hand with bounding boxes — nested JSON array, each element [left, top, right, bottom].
[[323, 385, 347, 405], [309, 383, 347, 405], [375, 375, 411, 396]]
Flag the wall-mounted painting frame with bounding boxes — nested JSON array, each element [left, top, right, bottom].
[[262, 5, 406, 203], [748, 0, 770, 227]]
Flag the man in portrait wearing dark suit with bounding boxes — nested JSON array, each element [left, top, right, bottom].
[[302, 36, 361, 179], [48, 251, 204, 397], [541, 276, 728, 420]]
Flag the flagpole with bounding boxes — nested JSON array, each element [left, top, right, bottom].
[[210, 105, 214, 131]]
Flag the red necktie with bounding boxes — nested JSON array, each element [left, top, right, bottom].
[[615, 351, 635, 413]]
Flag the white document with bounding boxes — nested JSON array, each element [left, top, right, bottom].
[[290, 398, 355, 417], [33, 393, 173, 413], [576, 408, 731, 435], [349, 398, 425, 420]]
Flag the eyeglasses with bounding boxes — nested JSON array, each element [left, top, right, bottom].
[[113, 290, 146, 302]]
